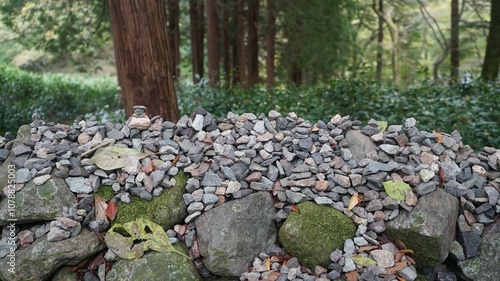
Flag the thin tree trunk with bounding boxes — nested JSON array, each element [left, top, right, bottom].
[[233, 0, 245, 86], [189, 0, 204, 83], [375, 0, 384, 81], [246, 0, 259, 87], [221, 0, 232, 87], [481, 0, 500, 81], [372, 0, 399, 85], [167, 0, 180, 79], [206, 0, 220, 87], [109, 0, 179, 122], [266, 0, 276, 88], [450, 0, 459, 82]]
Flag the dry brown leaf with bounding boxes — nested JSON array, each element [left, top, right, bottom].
[[348, 193, 364, 211], [395, 239, 407, 250], [395, 274, 406, 281], [290, 204, 300, 214], [106, 200, 118, 221], [432, 130, 443, 143], [357, 245, 379, 253], [94, 193, 109, 223], [345, 270, 358, 281], [439, 165, 445, 188], [265, 257, 271, 271], [387, 261, 407, 275]]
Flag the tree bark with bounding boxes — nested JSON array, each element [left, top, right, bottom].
[[206, 0, 220, 87], [233, 0, 246, 86], [109, 0, 179, 122], [221, 0, 232, 86], [372, 0, 399, 85], [167, 0, 180, 79], [246, 0, 259, 87], [450, 0, 459, 82], [481, 0, 500, 81], [266, 0, 276, 88], [189, 0, 204, 83], [375, 0, 384, 81]]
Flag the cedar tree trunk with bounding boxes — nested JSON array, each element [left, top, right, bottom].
[[109, 0, 179, 122]]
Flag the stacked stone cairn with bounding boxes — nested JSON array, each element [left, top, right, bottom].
[[0, 106, 499, 281]]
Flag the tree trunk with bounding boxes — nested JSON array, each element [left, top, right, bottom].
[[372, 1, 399, 85], [481, 0, 500, 81], [189, 0, 205, 84], [109, 0, 179, 122], [167, 0, 180, 79], [246, 0, 259, 87], [233, 0, 246, 86], [266, 0, 276, 88], [375, 0, 384, 81], [450, 0, 459, 82], [189, 0, 204, 83], [221, 0, 232, 87], [206, 0, 220, 87]]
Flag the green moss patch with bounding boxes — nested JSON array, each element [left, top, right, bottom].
[[112, 172, 188, 230]]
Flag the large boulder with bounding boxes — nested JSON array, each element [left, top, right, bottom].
[[105, 244, 201, 281], [386, 189, 459, 268], [278, 201, 356, 269], [457, 222, 500, 280], [195, 192, 277, 277], [0, 228, 105, 281], [0, 177, 77, 226]]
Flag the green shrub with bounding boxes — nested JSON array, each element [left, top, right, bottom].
[[0, 64, 122, 135]]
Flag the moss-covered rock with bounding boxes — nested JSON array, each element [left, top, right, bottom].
[[113, 173, 188, 230], [385, 189, 458, 269], [106, 243, 202, 281], [278, 201, 356, 269]]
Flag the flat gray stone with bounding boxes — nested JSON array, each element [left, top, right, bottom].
[[386, 189, 459, 268], [65, 177, 93, 193], [196, 192, 276, 276]]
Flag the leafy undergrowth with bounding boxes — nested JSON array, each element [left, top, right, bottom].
[[1, 63, 498, 150], [178, 79, 500, 150]]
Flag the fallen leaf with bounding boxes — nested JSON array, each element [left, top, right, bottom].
[[345, 270, 358, 281], [377, 121, 388, 133], [265, 257, 271, 271], [348, 193, 364, 211], [439, 165, 445, 188], [171, 154, 181, 168], [87, 250, 106, 271], [352, 256, 377, 267], [395, 239, 407, 250], [432, 130, 443, 143], [395, 274, 406, 281], [291, 204, 300, 214], [94, 194, 109, 223], [382, 180, 412, 201], [357, 245, 379, 253], [387, 261, 407, 275], [90, 146, 148, 171], [400, 249, 414, 255], [106, 200, 118, 221], [104, 218, 189, 260]]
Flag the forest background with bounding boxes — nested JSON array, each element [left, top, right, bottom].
[[0, 0, 499, 149]]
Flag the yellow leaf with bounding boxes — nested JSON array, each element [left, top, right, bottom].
[[348, 193, 364, 211], [383, 180, 412, 201], [265, 257, 271, 271], [90, 146, 148, 171], [400, 249, 414, 255]]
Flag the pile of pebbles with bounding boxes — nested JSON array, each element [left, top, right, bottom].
[[1, 107, 499, 281]]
